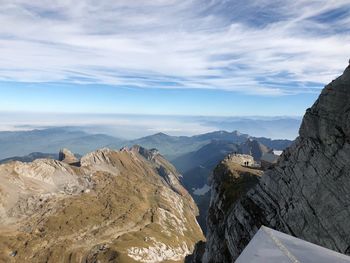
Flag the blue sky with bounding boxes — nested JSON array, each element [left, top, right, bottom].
[[0, 81, 317, 116], [0, 0, 349, 117]]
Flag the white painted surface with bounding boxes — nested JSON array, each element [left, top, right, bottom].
[[236, 226, 350, 263]]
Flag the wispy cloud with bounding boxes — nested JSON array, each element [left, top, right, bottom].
[[0, 0, 349, 95]]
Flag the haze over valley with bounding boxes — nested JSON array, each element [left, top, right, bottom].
[[0, 113, 301, 140], [1, 0, 350, 262]]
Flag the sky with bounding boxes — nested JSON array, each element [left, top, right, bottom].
[[0, 112, 302, 139], [0, 0, 350, 117]]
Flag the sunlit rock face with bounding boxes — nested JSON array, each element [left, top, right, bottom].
[[189, 63, 350, 262], [58, 148, 78, 164], [0, 146, 203, 262], [202, 156, 263, 263]]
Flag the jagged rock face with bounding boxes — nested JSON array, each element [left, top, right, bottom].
[[58, 148, 78, 164], [0, 159, 87, 226], [198, 158, 262, 263], [240, 139, 271, 161], [0, 146, 203, 262], [200, 64, 350, 262]]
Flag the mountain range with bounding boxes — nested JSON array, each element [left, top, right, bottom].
[[0, 146, 203, 262], [1, 64, 350, 262], [172, 138, 273, 232], [0, 128, 123, 160], [0, 129, 293, 162], [187, 61, 350, 262], [0, 128, 293, 235]]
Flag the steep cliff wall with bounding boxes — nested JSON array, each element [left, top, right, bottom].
[[200, 63, 350, 262]]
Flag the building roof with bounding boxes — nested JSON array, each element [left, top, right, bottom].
[[236, 226, 350, 263]]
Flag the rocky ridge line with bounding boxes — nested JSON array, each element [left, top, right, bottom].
[[0, 145, 203, 262], [191, 62, 350, 262]]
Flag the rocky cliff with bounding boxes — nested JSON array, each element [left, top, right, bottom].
[[240, 139, 271, 161], [203, 156, 263, 263], [0, 146, 203, 262], [193, 63, 350, 262], [59, 148, 78, 164]]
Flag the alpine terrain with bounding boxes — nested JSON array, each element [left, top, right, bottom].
[[0, 146, 203, 262], [188, 62, 350, 262]]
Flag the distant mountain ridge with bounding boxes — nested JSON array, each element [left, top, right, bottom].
[[173, 138, 272, 232], [130, 130, 293, 160], [0, 126, 295, 238], [172, 140, 241, 174], [188, 62, 350, 262], [0, 152, 58, 164], [202, 117, 301, 140], [0, 128, 125, 160], [0, 128, 293, 161], [240, 139, 271, 161]]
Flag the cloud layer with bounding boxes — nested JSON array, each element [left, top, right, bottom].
[[0, 0, 349, 95], [0, 112, 301, 139]]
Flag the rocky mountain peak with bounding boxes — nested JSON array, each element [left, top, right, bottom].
[[80, 148, 113, 167], [240, 139, 271, 161], [153, 132, 169, 138], [58, 148, 78, 164], [0, 147, 203, 262], [232, 130, 242, 136], [300, 65, 350, 143], [129, 145, 160, 160], [190, 62, 350, 262]]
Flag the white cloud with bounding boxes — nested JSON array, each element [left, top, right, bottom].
[[0, 0, 349, 95]]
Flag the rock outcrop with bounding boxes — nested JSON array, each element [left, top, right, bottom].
[[197, 156, 263, 263], [194, 63, 350, 262], [58, 148, 78, 164], [0, 146, 203, 262], [240, 139, 271, 161]]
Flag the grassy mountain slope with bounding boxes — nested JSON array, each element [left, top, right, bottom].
[[0, 147, 203, 262]]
